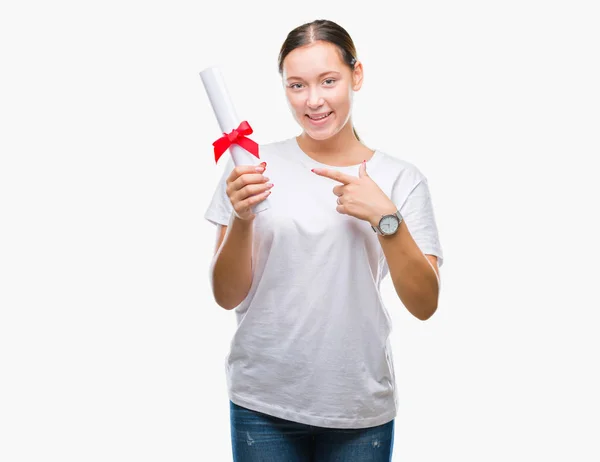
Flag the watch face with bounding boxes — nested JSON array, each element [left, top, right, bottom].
[[380, 215, 399, 235]]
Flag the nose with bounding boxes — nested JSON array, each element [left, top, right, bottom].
[[306, 88, 324, 109]]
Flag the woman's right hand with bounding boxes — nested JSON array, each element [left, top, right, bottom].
[[226, 162, 273, 221]]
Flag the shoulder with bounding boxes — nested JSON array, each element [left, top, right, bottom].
[[374, 149, 427, 186], [258, 137, 295, 157], [252, 137, 302, 171]]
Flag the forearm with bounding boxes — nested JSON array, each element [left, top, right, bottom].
[[377, 221, 439, 320], [210, 214, 254, 310]]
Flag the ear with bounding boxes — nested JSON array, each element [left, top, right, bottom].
[[352, 60, 364, 91]]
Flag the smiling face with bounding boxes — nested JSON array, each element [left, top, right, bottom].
[[282, 40, 363, 141]]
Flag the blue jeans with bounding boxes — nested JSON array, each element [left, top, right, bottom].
[[230, 400, 395, 461]]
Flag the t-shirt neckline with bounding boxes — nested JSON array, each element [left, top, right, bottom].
[[289, 136, 382, 170]]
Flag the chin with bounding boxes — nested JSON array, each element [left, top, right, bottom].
[[301, 121, 341, 141], [304, 130, 333, 141]]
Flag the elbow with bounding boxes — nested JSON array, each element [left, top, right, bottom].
[[209, 270, 235, 311], [209, 255, 252, 311], [415, 304, 437, 321], [215, 299, 238, 311], [395, 284, 439, 321], [212, 285, 244, 311], [214, 291, 243, 311], [211, 281, 248, 311], [409, 278, 440, 321], [407, 299, 438, 321], [413, 303, 437, 321], [209, 260, 241, 310]]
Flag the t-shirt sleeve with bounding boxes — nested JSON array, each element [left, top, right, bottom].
[[393, 176, 444, 268], [204, 156, 236, 227]]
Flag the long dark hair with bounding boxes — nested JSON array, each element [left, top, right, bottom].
[[277, 19, 361, 141]]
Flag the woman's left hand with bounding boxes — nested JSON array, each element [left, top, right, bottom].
[[311, 160, 397, 226]]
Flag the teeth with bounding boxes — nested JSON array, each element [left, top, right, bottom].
[[309, 112, 331, 120]]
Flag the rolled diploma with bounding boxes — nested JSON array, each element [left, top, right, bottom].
[[200, 66, 269, 214]]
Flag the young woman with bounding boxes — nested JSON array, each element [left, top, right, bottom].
[[205, 19, 444, 461]]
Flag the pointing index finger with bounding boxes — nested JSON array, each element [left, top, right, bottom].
[[311, 168, 355, 185]]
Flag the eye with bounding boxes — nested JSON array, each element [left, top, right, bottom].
[[324, 78, 336, 85], [289, 83, 303, 89]]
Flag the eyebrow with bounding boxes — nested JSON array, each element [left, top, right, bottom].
[[285, 71, 341, 82]]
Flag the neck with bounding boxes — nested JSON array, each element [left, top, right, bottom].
[[297, 121, 361, 158]]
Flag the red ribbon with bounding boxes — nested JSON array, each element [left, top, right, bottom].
[[212, 120, 260, 164]]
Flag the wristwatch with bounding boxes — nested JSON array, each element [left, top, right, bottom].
[[371, 210, 403, 236]]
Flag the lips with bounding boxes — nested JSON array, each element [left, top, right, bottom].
[[307, 111, 333, 120]]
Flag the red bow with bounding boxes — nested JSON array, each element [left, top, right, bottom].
[[212, 121, 260, 164]]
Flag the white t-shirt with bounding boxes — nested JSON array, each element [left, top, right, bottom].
[[204, 136, 444, 429]]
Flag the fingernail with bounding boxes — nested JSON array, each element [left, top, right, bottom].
[[260, 161, 267, 167], [255, 166, 265, 172]]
